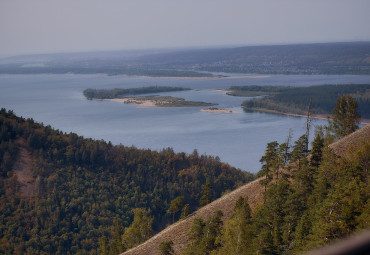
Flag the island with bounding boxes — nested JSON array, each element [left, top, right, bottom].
[[228, 84, 370, 120], [201, 107, 238, 113], [102, 96, 217, 107], [83, 86, 191, 100]]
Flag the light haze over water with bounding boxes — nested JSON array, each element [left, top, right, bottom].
[[2, 74, 370, 172]]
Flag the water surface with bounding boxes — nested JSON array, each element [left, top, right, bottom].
[[1, 74, 369, 172]]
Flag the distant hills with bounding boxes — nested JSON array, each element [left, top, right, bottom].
[[1, 42, 370, 75]]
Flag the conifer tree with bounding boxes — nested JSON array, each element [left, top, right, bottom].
[[167, 196, 184, 223], [159, 240, 174, 255], [217, 197, 253, 255], [199, 184, 212, 206], [259, 141, 279, 190], [329, 95, 360, 139], [121, 208, 153, 250], [180, 204, 191, 219], [310, 127, 325, 168]]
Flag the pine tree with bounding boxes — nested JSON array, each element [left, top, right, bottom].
[[259, 141, 279, 190], [310, 127, 325, 168], [217, 197, 254, 255], [159, 240, 174, 255], [167, 196, 184, 223], [329, 95, 360, 139], [121, 208, 153, 250], [180, 204, 191, 219], [199, 184, 212, 206]]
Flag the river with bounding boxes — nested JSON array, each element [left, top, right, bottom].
[[1, 73, 369, 172]]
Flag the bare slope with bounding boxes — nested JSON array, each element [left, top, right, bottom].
[[122, 177, 264, 255], [329, 124, 370, 158], [12, 139, 35, 197]]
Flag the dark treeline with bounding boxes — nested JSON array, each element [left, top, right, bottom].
[[0, 109, 253, 254], [0, 65, 215, 77], [239, 84, 370, 119], [83, 86, 191, 100]]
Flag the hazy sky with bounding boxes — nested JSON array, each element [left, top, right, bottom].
[[1, 0, 370, 57]]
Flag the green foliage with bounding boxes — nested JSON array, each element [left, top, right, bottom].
[[159, 240, 174, 255], [199, 183, 212, 206], [216, 197, 254, 255], [0, 108, 253, 254], [83, 86, 191, 100], [121, 208, 153, 250], [167, 196, 184, 223], [192, 127, 369, 254], [310, 128, 325, 168], [184, 211, 223, 255], [180, 204, 191, 219], [258, 141, 279, 190], [328, 95, 361, 139], [241, 84, 370, 119]]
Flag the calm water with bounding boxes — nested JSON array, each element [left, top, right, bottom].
[[1, 74, 369, 172]]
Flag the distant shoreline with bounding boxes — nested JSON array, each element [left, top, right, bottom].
[[242, 106, 370, 124], [121, 74, 270, 79]]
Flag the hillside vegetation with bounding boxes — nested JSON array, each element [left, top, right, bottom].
[[0, 109, 253, 254], [238, 84, 370, 119], [124, 122, 370, 254]]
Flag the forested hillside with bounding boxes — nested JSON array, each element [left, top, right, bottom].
[[181, 126, 370, 254], [0, 109, 253, 254], [124, 97, 369, 254], [239, 84, 370, 119]]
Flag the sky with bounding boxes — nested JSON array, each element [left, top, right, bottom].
[[1, 0, 370, 57]]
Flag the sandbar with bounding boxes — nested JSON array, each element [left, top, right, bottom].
[[100, 98, 156, 107], [201, 108, 238, 113]]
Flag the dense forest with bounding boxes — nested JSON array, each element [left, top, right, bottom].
[[182, 104, 369, 254], [83, 86, 191, 100], [0, 109, 253, 254], [1, 42, 370, 75], [238, 84, 370, 119]]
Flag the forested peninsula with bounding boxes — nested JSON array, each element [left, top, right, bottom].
[[230, 84, 370, 119], [0, 109, 252, 254]]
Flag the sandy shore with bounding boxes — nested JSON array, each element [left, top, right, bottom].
[[100, 98, 157, 107], [201, 108, 238, 113]]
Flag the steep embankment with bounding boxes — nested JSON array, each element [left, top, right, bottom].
[[329, 124, 370, 158], [122, 177, 264, 255], [123, 124, 370, 255]]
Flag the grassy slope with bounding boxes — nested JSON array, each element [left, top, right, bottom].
[[123, 124, 370, 255], [122, 177, 265, 255]]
